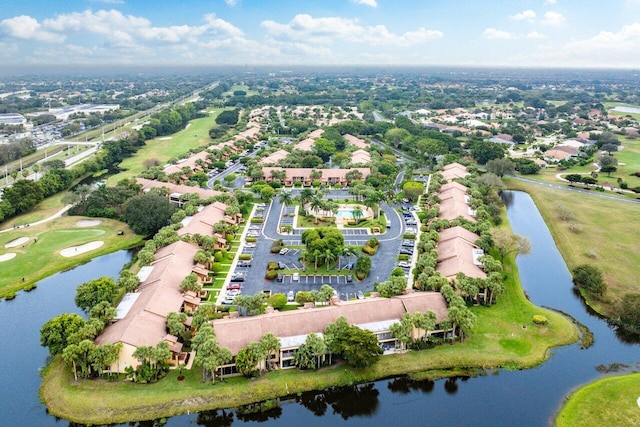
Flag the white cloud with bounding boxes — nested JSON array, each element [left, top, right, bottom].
[[352, 0, 378, 7], [505, 23, 640, 67], [543, 0, 557, 5], [510, 10, 536, 21], [483, 28, 513, 40], [541, 11, 566, 26], [0, 15, 66, 43], [526, 31, 548, 39], [89, 0, 125, 4], [262, 14, 442, 46], [224, 0, 239, 5]]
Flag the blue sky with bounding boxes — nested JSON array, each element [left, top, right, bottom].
[[1, 0, 639, 68]]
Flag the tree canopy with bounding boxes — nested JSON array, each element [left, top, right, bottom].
[[74, 277, 119, 312], [122, 193, 177, 235]]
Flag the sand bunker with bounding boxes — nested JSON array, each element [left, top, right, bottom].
[[158, 136, 173, 140], [60, 241, 104, 257], [76, 219, 102, 228], [0, 253, 16, 262], [4, 237, 29, 248]]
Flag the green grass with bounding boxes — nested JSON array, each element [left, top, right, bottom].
[[40, 242, 577, 425], [556, 373, 640, 427], [107, 108, 228, 185], [0, 216, 143, 297], [506, 179, 640, 316]]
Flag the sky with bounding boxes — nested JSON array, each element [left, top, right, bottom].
[[1, 0, 640, 68]]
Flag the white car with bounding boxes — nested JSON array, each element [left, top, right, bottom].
[[397, 261, 411, 268], [279, 247, 290, 255], [287, 290, 295, 302], [292, 272, 300, 282], [244, 243, 256, 248]]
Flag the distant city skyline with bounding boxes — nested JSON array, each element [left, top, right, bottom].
[[1, 0, 639, 68]]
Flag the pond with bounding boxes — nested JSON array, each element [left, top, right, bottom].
[[0, 191, 638, 426]]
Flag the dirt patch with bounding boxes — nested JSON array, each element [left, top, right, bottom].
[[0, 253, 16, 262], [76, 220, 102, 228], [4, 236, 29, 248], [60, 241, 104, 257]]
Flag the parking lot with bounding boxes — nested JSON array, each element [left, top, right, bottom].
[[218, 194, 416, 304]]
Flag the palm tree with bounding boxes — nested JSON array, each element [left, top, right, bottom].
[[310, 197, 323, 223], [32, 164, 40, 181], [313, 249, 322, 272], [278, 190, 293, 207], [325, 249, 337, 271], [352, 206, 364, 225], [298, 188, 315, 207]]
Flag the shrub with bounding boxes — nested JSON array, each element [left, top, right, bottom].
[[366, 237, 379, 247], [250, 217, 264, 223], [267, 261, 279, 271], [270, 241, 282, 253], [239, 254, 252, 260], [4, 292, 16, 300], [397, 254, 409, 261], [268, 293, 287, 310], [245, 236, 258, 242], [572, 264, 607, 297], [361, 245, 378, 255], [265, 270, 278, 280], [403, 233, 416, 239], [532, 315, 548, 325]]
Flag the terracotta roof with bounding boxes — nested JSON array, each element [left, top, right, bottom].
[[163, 151, 210, 175], [212, 292, 448, 354], [438, 226, 480, 246], [438, 191, 476, 223], [259, 149, 289, 165], [262, 167, 370, 181], [351, 149, 371, 164], [293, 138, 315, 152], [136, 178, 222, 199], [441, 163, 469, 181], [343, 134, 368, 149], [439, 181, 468, 193], [308, 129, 325, 139], [96, 241, 199, 348], [177, 202, 229, 237]]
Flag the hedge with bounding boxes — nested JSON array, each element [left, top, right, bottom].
[[238, 254, 252, 260]]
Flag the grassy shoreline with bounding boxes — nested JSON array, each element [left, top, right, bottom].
[[40, 253, 578, 425], [505, 178, 640, 318], [556, 373, 640, 427]]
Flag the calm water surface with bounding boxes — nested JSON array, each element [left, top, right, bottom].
[[1, 191, 638, 426]]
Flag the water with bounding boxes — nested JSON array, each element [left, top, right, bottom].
[[1, 191, 638, 426], [0, 250, 132, 427], [335, 208, 355, 218], [611, 106, 640, 114]]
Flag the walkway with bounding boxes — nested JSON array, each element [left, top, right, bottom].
[[0, 204, 72, 234]]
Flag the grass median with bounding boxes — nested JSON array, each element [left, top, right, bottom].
[[40, 251, 577, 425]]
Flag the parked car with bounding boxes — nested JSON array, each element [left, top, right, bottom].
[[402, 240, 414, 247], [287, 290, 295, 302], [238, 260, 252, 268], [277, 274, 283, 282], [244, 243, 256, 248], [279, 247, 290, 255], [345, 262, 354, 270], [399, 248, 414, 255], [346, 274, 353, 283], [230, 274, 245, 282], [397, 261, 411, 268], [357, 290, 364, 300], [278, 262, 286, 270], [292, 272, 300, 282], [227, 283, 242, 290]]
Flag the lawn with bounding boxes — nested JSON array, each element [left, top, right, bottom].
[[107, 108, 228, 185], [556, 373, 640, 427], [0, 216, 143, 297], [40, 246, 577, 425], [506, 179, 640, 314]]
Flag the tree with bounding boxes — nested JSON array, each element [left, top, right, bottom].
[[268, 293, 287, 310], [312, 138, 337, 161], [75, 277, 119, 312], [565, 174, 583, 186], [40, 313, 85, 355], [89, 301, 117, 324], [318, 284, 335, 306], [167, 312, 188, 337], [117, 269, 140, 292], [345, 169, 363, 185], [385, 128, 411, 148], [180, 273, 202, 293], [355, 255, 371, 277], [572, 264, 606, 298], [278, 190, 293, 207], [389, 315, 412, 351], [123, 193, 177, 236], [235, 341, 267, 377], [618, 294, 640, 326], [351, 206, 364, 225], [339, 325, 383, 368], [234, 293, 267, 316], [491, 229, 531, 261], [192, 324, 232, 384], [402, 181, 424, 202], [469, 140, 506, 164], [486, 158, 515, 177], [375, 276, 407, 297], [296, 333, 326, 369], [260, 333, 281, 371], [1, 179, 43, 214]]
